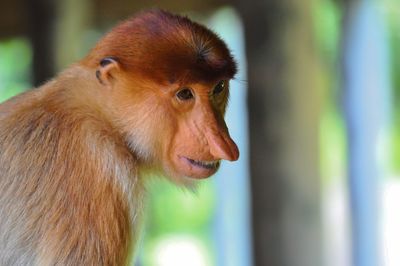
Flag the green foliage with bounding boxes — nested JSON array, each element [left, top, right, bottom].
[[320, 108, 347, 184], [141, 179, 216, 265], [312, 0, 341, 64], [0, 38, 31, 102], [386, 5, 400, 173], [313, 0, 347, 184], [145, 179, 215, 237]]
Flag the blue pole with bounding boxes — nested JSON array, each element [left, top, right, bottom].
[[208, 8, 253, 266], [343, 1, 390, 266]]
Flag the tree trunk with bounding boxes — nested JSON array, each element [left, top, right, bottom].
[[27, 0, 57, 87], [234, 1, 322, 265]]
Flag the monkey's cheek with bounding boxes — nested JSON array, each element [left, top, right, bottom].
[[173, 156, 220, 179]]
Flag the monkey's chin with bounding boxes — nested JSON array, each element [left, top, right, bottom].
[[176, 156, 220, 179]]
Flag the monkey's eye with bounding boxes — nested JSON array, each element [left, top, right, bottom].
[[176, 88, 194, 101], [213, 80, 226, 95]]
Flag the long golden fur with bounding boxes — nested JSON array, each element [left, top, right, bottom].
[[0, 9, 238, 265]]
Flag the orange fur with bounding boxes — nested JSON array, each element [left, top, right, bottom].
[[82, 9, 237, 84], [0, 9, 238, 265]]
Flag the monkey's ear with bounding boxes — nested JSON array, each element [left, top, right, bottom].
[[96, 57, 120, 86]]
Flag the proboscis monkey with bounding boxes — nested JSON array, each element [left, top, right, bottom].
[[0, 10, 238, 265]]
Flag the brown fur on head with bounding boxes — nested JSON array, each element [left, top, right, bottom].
[[83, 9, 237, 84], [83, 9, 239, 182]]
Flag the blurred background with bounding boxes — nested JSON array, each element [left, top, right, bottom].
[[0, 0, 398, 265]]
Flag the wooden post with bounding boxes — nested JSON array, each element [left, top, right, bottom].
[[234, 1, 322, 265], [27, 0, 57, 87]]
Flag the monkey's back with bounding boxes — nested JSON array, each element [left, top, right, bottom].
[[0, 84, 140, 265]]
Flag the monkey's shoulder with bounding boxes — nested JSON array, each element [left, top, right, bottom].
[[0, 85, 130, 164]]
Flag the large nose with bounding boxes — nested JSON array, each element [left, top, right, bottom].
[[196, 96, 239, 161], [207, 128, 239, 161], [205, 118, 239, 161]]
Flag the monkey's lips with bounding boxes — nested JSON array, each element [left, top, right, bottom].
[[186, 158, 220, 169], [178, 156, 220, 178]]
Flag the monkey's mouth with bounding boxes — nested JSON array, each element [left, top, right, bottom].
[[184, 157, 220, 170], [176, 156, 220, 179]]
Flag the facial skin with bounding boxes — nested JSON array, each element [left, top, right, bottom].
[[168, 80, 239, 178], [98, 65, 239, 181], [90, 10, 240, 181], [0, 9, 238, 265]]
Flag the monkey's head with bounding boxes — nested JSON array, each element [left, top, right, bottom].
[[83, 10, 239, 181]]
